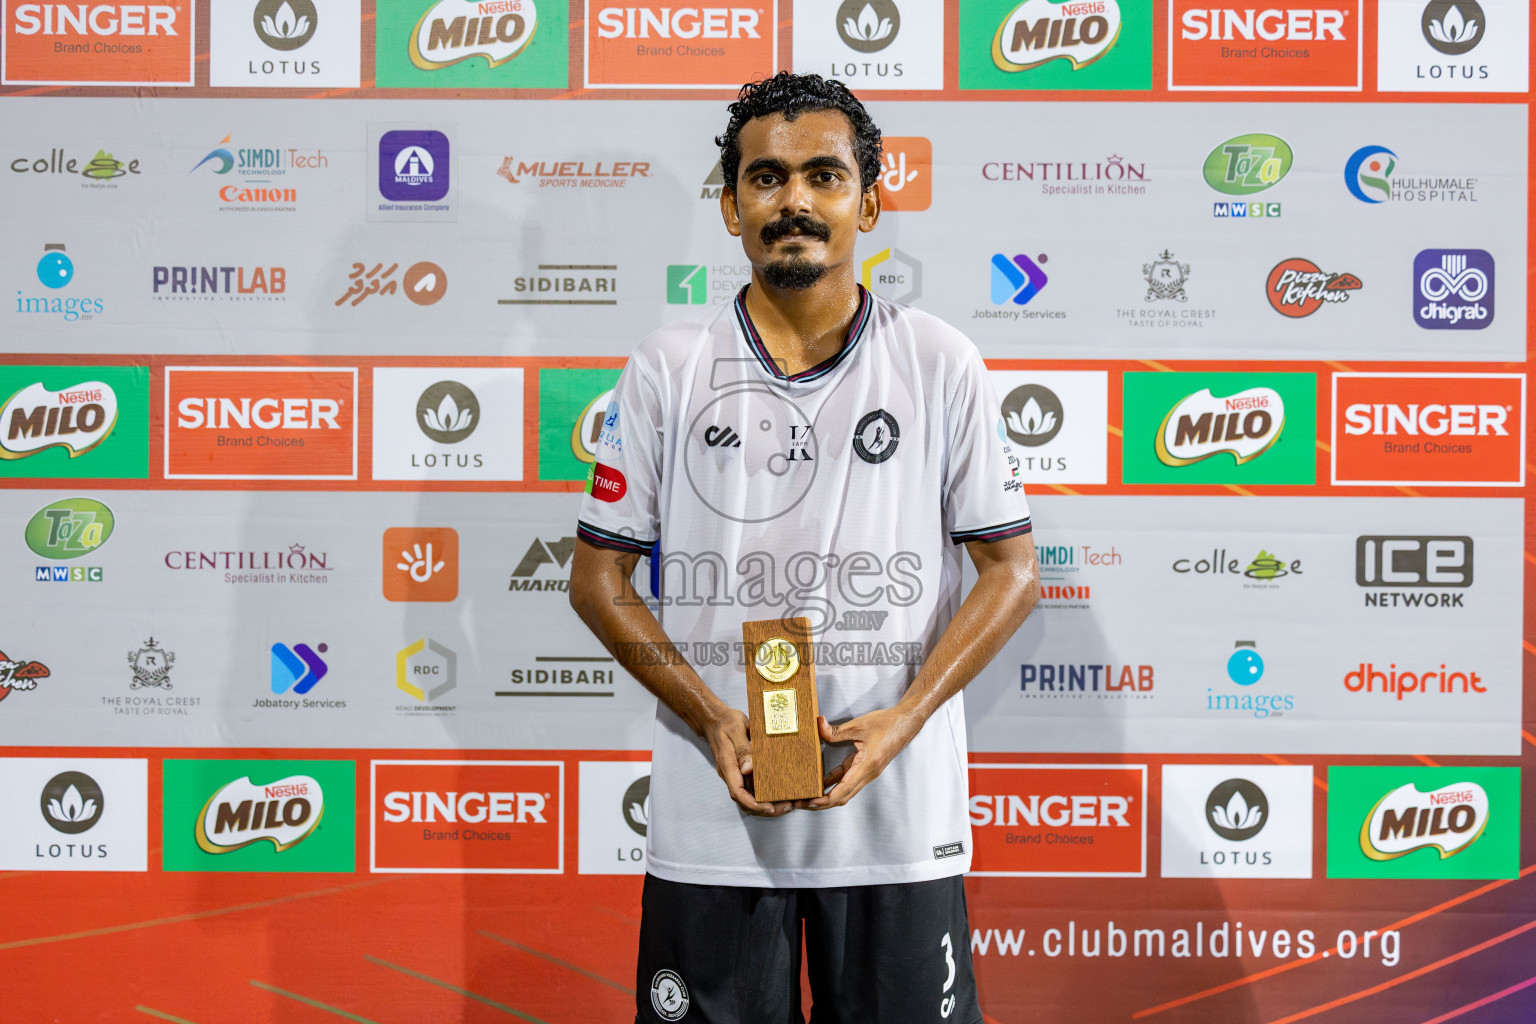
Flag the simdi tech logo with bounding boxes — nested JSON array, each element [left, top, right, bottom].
[[1122, 372, 1316, 484], [375, 0, 567, 87], [2, 0, 194, 85], [162, 759, 355, 872], [1331, 373, 1524, 487], [1169, 1, 1361, 91], [967, 764, 1146, 877], [0, 366, 148, 479], [164, 366, 357, 480], [1326, 766, 1518, 879], [960, 0, 1151, 91], [585, 1, 776, 89]]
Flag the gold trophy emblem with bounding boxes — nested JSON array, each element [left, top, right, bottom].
[[754, 638, 800, 683]]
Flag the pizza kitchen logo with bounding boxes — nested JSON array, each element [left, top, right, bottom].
[[1266, 258, 1361, 316], [1156, 386, 1283, 466]]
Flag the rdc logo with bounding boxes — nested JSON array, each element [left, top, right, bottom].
[[1413, 249, 1494, 330]]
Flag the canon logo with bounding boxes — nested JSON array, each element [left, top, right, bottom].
[[1342, 403, 1508, 437], [1180, 8, 1345, 41], [594, 7, 760, 39], [382, 790, 547, 824], [177, 397, 341, 430], [11, 4, 179, 36], [969, 794, 1131, 828]]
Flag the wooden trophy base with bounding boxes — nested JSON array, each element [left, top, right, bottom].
[[742, 616, 823, 804]]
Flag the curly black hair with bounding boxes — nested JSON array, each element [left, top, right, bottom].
[[715, 72, 883, 192]]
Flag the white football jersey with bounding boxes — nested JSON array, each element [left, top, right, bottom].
[[577, 287, 1031, 887]]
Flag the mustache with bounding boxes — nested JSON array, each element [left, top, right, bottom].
[[760, 215, 831, 246]]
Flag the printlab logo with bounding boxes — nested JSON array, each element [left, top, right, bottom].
[[383, 526, 459, 602], [1345, 145, 1396, 202], [41, 771, 104, 834], [1266, 258, 1361, 317], [1000, 384, 1063, 447], [837, 0, 899, 51], [1205, 778, 1267, 842], [861, 248, 921, 304], [0, 650, 50, 704], [991, 252, 1049, 305], [397, 638, 456, 702], [336, 261, 447, 307], [415, 381, 478, 443], [1413, 249, 1493, 329], [1143, 250, 1189, 301], [271, 642, 328, 694], [254, 0, 316, 49], [127, 638, 174, 690], [379, 131, 450, 201], [1422, 0, 1483, 54]]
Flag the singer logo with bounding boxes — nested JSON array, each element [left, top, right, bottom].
[[165, 367, 357, 480], [1331, 373, 1524, 487], [585, 2, 775, 88], [968, 764, 1146, 876], [3, 1, 195, 85], [371, 760, 564, 873], [1169, 3, 1360, 90]]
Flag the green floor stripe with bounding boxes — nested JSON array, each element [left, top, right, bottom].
[[478, 929, 635, 995], [134, 1007, 200, 1024], [250, 980, 381, 1023], [364, 954, 552, 1023]]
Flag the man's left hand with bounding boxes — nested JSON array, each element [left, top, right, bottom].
[[804, 708, 920, 810]]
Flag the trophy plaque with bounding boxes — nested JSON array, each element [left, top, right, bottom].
[[742, 616, 823, 803]]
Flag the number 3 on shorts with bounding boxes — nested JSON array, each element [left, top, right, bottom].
[[939, 932, 957, 1018]]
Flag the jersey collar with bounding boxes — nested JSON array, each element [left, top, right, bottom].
[[733, 285, 873, 385]]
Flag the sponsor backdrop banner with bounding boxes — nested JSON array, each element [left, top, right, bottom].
[[1, 3, 1533, 1023]]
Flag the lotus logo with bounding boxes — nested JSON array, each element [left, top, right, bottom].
[[1000, 384, 1063, 447], [1156, 387, 1285, 467], [837, 0, 899, 52], [623, 775, 650, 837], [1422, 1, 1482, 54], [1205, 778, 1268, 842], [41, 771, 104, 834], [254, 0, 317, 50], [1363, 781, 1488, 860], [415, 381, 479, 443]]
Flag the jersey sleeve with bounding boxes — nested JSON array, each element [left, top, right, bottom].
[[942, 348, 1033, 545], [576, 357, 662, 556]]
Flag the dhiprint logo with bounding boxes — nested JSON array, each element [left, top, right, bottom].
[[1413, 249, 1493, 329], [415, 381, 478, 443], [838, 0, 899, 52], [1266, 258, 1361, 317], [1203, 134, 1293, 195], [270, 642, 328, 695], [991, 252, 1049, 305], [253, 0, 316, 49], [1422, 0, 1482, 54], [41, 771, 104, 834], [1345, 145, 1396, 203], [1001, 384, 1063, 447], [1205, 778, 1266, 841], [379, 130, 450, 201], [383, 526, 459, 602], [991, 0, 1124, 73]]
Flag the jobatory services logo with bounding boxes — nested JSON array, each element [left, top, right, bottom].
[[9, 147, 141, 187], [1122, 372, 1316, 485], [1160, 765, 1313, 878], [1413, 249, 1492, 329], [0, 758, 149, 870], [152, 264, 286, 302], [210, 0, 360, 87], [967, 764, 1146, 876], [1266, 258, 1362, 317], [538, 367, 622, 481], [861, 248, 921, 305], [1331, 373, 1524, 486], [0, 649, 50, 706], [269, 641, 328, 696], [335, 260, 447, 307], [1357, 535, 1472, 608], [397, 638, 456, 703], [18, 242, 106, 322], [162, 759, 354, 872], [1376, 0, 1527, 92], [0, 367, 148, 479], [578, 761, 651, 874], [164, 366, 357, 480], [371, 760, 564, 873], [2, 0, 195, 85], [1169, 1, 1361, 90], [382, 526, 459, 602], [376, 0, 567, 87], [960, 0, 1150, 90], [585, 1, 776, 89], [793, 0, 942, 90], [990, 252, 1049, 306], [1327, 766, 1518, 879]]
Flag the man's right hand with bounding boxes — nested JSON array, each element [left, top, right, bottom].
[[704, 708, 793, 817]]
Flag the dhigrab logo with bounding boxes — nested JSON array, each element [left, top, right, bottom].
[[1413, 249, 1493, 330]]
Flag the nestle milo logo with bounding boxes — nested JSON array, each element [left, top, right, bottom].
[[25, 498, 114, 559]]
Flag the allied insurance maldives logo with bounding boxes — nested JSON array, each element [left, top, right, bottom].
[[2, 1, 195, 86], [164, 366, 357, 480], [1168, 1, 1361, 91]]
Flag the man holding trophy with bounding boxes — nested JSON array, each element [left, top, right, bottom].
[[570, 73, 1040, 1024]]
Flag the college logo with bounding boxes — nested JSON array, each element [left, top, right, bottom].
[[1327, 766, 1517, 879], [1203, 134, 1292, 195], [878, 136, 931, 211], [379, 130, 450, 201], [852, 409, 900, 464], [586, 2, 775, 88], [577, 761, 651, 873], [1331, 373, 1524, 486], [861, 248, 921, 304], [1357, 536, 1472, 608], [1266, 258, 1361, 317], [1422, 0, 1482, 54], [990, 252, 1049, 305], [1171, 548, 1301, 582], [25, 497, 113, 560], [2, 0, 195, 85], [538, 368, 622, 481], [377, 0, 565, 86], [371, 760, 564, 873], [1413, 249, 1492, 329], [164, 367, 357, 480], [1344, 145, 1396, 202], [1161, 765, 1312, 878], [127, 638, 174, 690], [968, 764, 1146, 876], [9, 147, 141, 185], [397, 638, 456, 702], [1169, 2, 1360, 90], [1124, 372, 1315, 484], [383, 526, 459, 602], [41, 770, 104, 834], [162, 760, 354, 872]]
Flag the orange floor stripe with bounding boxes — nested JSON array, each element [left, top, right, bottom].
[[1418, 971, 1536, 1024]]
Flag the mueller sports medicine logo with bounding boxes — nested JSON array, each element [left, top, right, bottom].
[[1, 380, 117, 460], [1331, 373, 1524, 487], [408, 0, 539, 70], [1357, 536, 1472, 608], [165, 367, 357, 480], [992, 0, 1123, 73], [371, 761, 564, 873], [1170, 3, 1361, 90], [1155, 386, 1283, 466], [968, 764, 1145, 877], [3, 1, 194, 86], [497, 155, 651, 188], [1413, 249, 1493, 329], [586, 3, 775, 89], [195, 773, 324, 854]]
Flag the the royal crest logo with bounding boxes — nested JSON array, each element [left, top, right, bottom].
[[1156, 387, 1284, 466], [992, 0, 1123, 72], [1362, 781, 1488, 860], [409, 0, 538, 69], [1143, 250, 1190, 302], [127, 638, 175, 690], [0, 381, 119, 460], [195, 773, 324, 853]]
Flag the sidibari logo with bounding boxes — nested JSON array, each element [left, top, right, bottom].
[[195, 774, 324, 853], [25, 498, 114, 559], [1361, 781, 1487, 860], [1, 380, 117, 460], [1203, 134, 1293, 195], [1155, 386, 1283, 466], [410, 0, 538, 69], [992, 0, 1123, 72]]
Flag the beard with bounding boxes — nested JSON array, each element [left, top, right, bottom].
[[762, 254, 827, 290]]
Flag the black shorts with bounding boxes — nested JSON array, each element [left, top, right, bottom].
[[635, 873, 983, 1024]]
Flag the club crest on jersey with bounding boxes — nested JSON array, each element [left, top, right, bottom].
[[650, 969, 689, 1021], [853, 409, 900, 464]]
